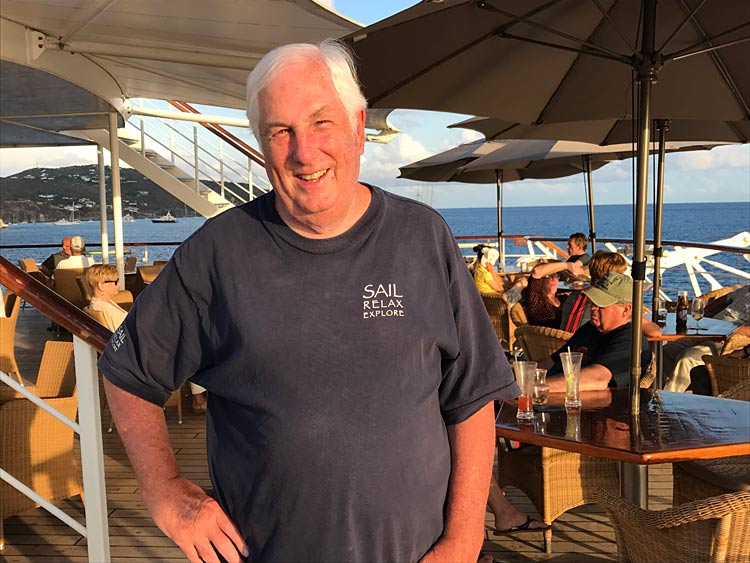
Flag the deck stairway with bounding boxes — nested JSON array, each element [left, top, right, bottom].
[[67, 100, 272, 219]]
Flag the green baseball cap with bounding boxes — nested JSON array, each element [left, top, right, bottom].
[[584, 272, 633, 307]]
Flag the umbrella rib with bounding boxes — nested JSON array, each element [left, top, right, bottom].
[[663, 11, 750, 120], [591, 0, 638, 55], [656, 0, 708, 54], [665, 24, 750, 60], [498, 31, 629, 64], [481, 0, 631, 61]]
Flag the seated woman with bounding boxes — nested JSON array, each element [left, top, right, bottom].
[[472, 244, 526, 305], [86, 264, 129, 331], [523, 259, 584, 328], [86, 264, 208, 412]]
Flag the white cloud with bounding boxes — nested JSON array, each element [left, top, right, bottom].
[[670, 144, 750, 171], [0, 146, 99, 176], [459, 129, 483, 144], [360, 132, 433, 186]]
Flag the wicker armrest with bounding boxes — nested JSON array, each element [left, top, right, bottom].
[[595, 488, 750, 563]]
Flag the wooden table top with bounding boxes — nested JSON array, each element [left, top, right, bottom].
[[496, 388, 750, 464], [648, 312, 737, 342]]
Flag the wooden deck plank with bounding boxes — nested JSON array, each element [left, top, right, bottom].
[[3, 306, 678, 562]]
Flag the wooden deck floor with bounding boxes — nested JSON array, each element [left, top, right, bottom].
[[2, 306, 675, 562]]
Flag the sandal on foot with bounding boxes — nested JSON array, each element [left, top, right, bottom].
[[492, 515, 550, 535]]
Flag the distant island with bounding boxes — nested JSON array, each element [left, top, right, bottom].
[[0, 165, 249, 224]]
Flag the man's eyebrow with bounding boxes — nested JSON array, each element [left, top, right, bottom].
[[263, 105, 335, 134]]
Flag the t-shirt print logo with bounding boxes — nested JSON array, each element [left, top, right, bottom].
[[362, 283, 406, 319], [111, 325, 127, 352]]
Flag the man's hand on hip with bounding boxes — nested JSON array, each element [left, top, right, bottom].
[[145, 476, 249, 563]]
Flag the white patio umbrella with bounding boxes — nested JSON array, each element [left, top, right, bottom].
[[400, 137, 721, 264], [347, 0, 750, 431]]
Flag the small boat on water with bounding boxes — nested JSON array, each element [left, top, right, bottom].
[[151, 211, 177, 223], [54, 205, 81, 226], [123, 213, 135, 222]]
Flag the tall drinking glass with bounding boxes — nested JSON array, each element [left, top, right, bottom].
[[515, 360, 537, 423], [560, 351, 583, 409]]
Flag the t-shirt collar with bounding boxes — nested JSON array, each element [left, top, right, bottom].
[[259, 183, 383, 254]]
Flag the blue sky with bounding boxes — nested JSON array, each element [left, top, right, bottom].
[[1, 0, 748, 209]]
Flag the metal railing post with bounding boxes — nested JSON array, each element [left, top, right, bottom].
[[248, 157, 253, 201], [73, 336, 111, 562], [219, 141, 225, 197], [139, 118, 146, 157], [193, 124, 200, 191], [170, 128, 175, 165]]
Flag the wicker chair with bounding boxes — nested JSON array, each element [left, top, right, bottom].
[[0, 291, 23, 386], [510, 301, 528, 329], [701, 355, 750, 397], [0, 395, 82, 550], [17, 258, 52, 289], [497, 360, 656, 553], [124, 255, 137, 273], [479, 292, 514, 349], [595, 487, 750, 563], [514, 325, 573, 362], [0, 341, 76, 404], [52, 267, 88, 309], [497, 441, 620, 553], [718, 379, 750, 402]]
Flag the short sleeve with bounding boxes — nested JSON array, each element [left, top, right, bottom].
[[98, 256, 208, 406], [438, 235, 519, 425]]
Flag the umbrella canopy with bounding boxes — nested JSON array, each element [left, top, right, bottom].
[[398, 138, 715, 184], [348, 0, 749, 435], [449, 116, 750, 144], [347, 0, 749, 126]]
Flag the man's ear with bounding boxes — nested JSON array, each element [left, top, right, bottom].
[[622, 303, 633, 317]]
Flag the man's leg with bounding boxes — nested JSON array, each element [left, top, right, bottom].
[[663, 341, 720, 392]]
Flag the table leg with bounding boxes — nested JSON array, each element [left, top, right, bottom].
[[620, 462, 648, 509], [655, 341, 664, 389]]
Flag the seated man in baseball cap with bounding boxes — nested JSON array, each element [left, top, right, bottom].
[[539, 272, 652, 391]]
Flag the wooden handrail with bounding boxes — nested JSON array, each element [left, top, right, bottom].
[[0, 256, 111, 352], [168, 100, 267, 168]]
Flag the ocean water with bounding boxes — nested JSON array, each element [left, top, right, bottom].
[[1, 201, 748, 296]]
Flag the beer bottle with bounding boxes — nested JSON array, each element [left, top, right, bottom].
[[676, 290, 689, 332]]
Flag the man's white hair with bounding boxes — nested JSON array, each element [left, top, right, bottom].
[[245, 39, 367, 140]]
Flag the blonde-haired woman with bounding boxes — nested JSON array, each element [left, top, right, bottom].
[[86, 265, 208, 412], [472, 245, 526, 305]]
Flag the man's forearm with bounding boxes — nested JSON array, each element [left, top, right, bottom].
[[103, 379, 180, 493], [441, 402, 496, 556]]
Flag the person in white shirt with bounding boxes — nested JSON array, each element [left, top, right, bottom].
[[56, 235, 95, 270]]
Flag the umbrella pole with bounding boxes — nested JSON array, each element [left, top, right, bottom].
[[585, 155, 596, 252], [621, 0, 657, 511], [653, 120, 669, 388], [496, 170, 504, 269]]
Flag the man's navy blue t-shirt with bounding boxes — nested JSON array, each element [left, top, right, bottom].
[[99, 186, 518, 562]]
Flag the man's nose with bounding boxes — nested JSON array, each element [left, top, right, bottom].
[[291, 130, 317, 163]]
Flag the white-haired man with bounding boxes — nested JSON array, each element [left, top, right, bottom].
[[100, 40, 517, 563]]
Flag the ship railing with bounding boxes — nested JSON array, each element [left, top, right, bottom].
[[456, 232, 750, 301], [0, 256, 110, 561], [2, 233, 748, 301], [128, 98, 272, 205]]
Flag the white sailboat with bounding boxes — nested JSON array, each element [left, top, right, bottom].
[[54, 204, 81, 226]]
